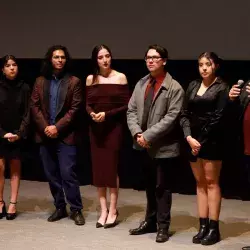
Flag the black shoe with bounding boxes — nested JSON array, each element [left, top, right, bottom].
[[70, 210, 85, 226], [0, 201, 6, 219], [129, 221, 157, 235], [192, 218, 209, 244], [6, 201, 17, 220], [47, 208, 68, 222], [201, 220, 221, 245], [104, 210, 119, 229], [156, 228, 169, 243], [242, 247, 250, 250], [96, 222, 104, 228], [96, 209, 109, 228]]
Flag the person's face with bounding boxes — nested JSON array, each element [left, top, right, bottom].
[[145, 49, 166, 74], [2, 59, 18, 80], [51, 50, 66, 71], [97, 48, 111, 70], [198, 57, 217, 79]]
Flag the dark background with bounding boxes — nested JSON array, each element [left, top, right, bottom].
[[1, 0, 250, 199], [1, 1, 250, 60], [11, 58, 250, 201]]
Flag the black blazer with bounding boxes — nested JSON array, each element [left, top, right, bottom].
[[0, 77, 30, 138], [180, 78, 229, 145], [228, 80, 250, 153]]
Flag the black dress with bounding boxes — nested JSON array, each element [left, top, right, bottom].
[[180, 78, 229, 161], [0, 77, 30, 159]]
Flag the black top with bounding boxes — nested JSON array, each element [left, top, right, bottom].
[[228, 80, 250, 153], [180, 78, 229, 145], [0, 77, 30, 138]]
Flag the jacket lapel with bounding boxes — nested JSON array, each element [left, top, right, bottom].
[[43, 78, 50, 114], [152, 73, 172, 106], [56, 74, 70, 117]]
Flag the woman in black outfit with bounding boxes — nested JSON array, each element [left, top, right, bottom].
[[180, 52, 229, 245], [0, 55, 30, 220]]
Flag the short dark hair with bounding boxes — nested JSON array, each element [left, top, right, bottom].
[[91, 44, 112, 84], [40, 45, 71, 78], [145, 44, 168, 70]]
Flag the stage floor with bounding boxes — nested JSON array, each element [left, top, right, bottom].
[[0, 180, 250, 249]]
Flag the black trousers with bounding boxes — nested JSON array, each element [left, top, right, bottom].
[[136, 150, 177, 229]]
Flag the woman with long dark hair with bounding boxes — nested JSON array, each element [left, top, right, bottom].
[[86, 45, 129, 228], [180, 52, 229, 245], [0, 55, 30, 220]]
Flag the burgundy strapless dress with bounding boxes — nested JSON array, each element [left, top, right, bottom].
[[86, 84, 130, 187]]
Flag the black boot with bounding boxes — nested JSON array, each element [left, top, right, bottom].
[[201, 219, 221, 245], [192, 218, 209, 244]]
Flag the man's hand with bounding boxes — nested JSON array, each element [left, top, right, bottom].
[[137, 133, 150, 148], [44, 125, 58, 138]]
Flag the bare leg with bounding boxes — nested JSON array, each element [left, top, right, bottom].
[[106, 176, 119, 224], [190, 159, 209, 218], [97, 187, 108, 225], [203, 160, 222, 221], [8, 159, 21, 214], [0, 158, 5, 212]]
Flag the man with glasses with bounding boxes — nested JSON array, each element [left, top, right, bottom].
[[127, 44, 184, 243], [31, 45, 85, 225]]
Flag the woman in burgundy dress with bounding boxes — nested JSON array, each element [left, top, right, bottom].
[[86, 45, 129, 228]]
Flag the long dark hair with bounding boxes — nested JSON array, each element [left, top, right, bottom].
[[40, 45, 71, 78], [198, 52, 222, 76], [0, 55, 19, 80], [91, 44, 112, 84]]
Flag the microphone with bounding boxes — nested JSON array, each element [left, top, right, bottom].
[[237, 79, 245, 89]]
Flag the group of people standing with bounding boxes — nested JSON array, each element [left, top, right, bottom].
[[0, 44, 249, 249]]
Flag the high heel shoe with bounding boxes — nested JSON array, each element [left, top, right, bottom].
[[104, 210, 119, 229], [0, 200, 6, 219], [6, 201, 17, 220], [96, 209, 109, 228]]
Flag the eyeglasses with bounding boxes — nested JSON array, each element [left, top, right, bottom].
[[52, 55, 66, 60], [145, 56, 162, 62]]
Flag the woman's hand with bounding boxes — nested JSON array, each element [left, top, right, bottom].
[[3, 133, 19, 142], [8, 134, 20, 142], [229, 84, 241, 101], [186, 136, 201, 156], [91, 112, 105, 122], [3, 133, 15, 139], [246, 83, 250, 97]]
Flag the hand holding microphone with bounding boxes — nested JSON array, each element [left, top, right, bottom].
[[246, 82, 250, 97], [229, 79, 244, 101]]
